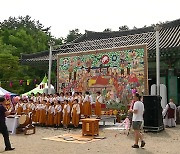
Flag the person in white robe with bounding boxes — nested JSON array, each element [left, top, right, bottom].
[[162, 99, 176, 127], [83, 91, 93, 117]]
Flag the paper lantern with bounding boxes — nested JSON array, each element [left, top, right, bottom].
[[13, 96, 20, 103], [27, 80, 30, 86], [5, 93, 11, 100], [19, 80, 23, 86], [9, 81, 13, 87], [34, 79, 37, 84]]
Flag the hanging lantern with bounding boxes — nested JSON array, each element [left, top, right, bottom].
[[34, 79, 36, 84], [5, 93, 11, 100], [19, 80, 23, 86], [9, 81, 13, 88], [13, 96, 20, 103], [27, 80, 30, 86]]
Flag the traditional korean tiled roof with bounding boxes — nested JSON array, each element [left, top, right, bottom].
[[21, 18, 180, 64]]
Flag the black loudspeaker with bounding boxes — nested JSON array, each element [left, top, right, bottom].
[[143, 95, 164, 130]]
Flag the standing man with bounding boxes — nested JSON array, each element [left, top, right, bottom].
[[162, 98, 176, 127], [0, 97, 15, 151], [129, 93, 145, 148]]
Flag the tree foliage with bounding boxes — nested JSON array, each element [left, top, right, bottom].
[[0, 15, 52, 57], [0, 15, 81, 94], [65, 29, 82, 43], [0, 15, 59, 94], [0, 52, 24, 94]]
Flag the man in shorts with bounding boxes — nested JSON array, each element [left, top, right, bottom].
[[129, 93, 145, 148]]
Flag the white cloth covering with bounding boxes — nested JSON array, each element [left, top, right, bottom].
[[6, 116, 19, 134]]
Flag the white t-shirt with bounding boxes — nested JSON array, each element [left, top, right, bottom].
[[132, 101, 144, 121]]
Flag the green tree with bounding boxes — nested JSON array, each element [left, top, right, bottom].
[[0, 15, 68, 95], [0, 15, 55, 94], [0, 53, 22, 93], [65, 29, 82, 43], [0, 15, 51, 57]]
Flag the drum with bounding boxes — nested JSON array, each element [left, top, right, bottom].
[[19, 115, 30, 126]]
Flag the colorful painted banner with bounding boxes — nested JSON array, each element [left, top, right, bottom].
[[57, 45, 148, 104]]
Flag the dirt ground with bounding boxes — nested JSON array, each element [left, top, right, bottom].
[[0, 124, 180, 154]]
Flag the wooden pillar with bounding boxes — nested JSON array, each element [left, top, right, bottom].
[[168, 69, 178, 105]]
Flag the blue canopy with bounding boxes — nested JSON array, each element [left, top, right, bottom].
[[0, 87, 18, 97]]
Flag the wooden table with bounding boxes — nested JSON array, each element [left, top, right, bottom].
[[81, 119, 100, 136]]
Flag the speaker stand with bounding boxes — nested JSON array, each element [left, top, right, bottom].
[[143, 125, 164, 132]]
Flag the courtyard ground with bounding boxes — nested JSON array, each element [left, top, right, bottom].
[[0, 124, 179, 154]]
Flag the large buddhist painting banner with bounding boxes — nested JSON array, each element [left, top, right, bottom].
[[57, 45, 148, 104]]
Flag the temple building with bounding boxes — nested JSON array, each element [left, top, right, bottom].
[[21, 19, 180, 105]]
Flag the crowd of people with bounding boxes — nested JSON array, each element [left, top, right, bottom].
[[13, 91, 103, 128], [2, 89, 180, 150]]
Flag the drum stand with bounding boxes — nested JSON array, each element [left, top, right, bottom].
[[24, 124, 35, 135], [16, 113, 36, 135], [16, 124, 35, 135]]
